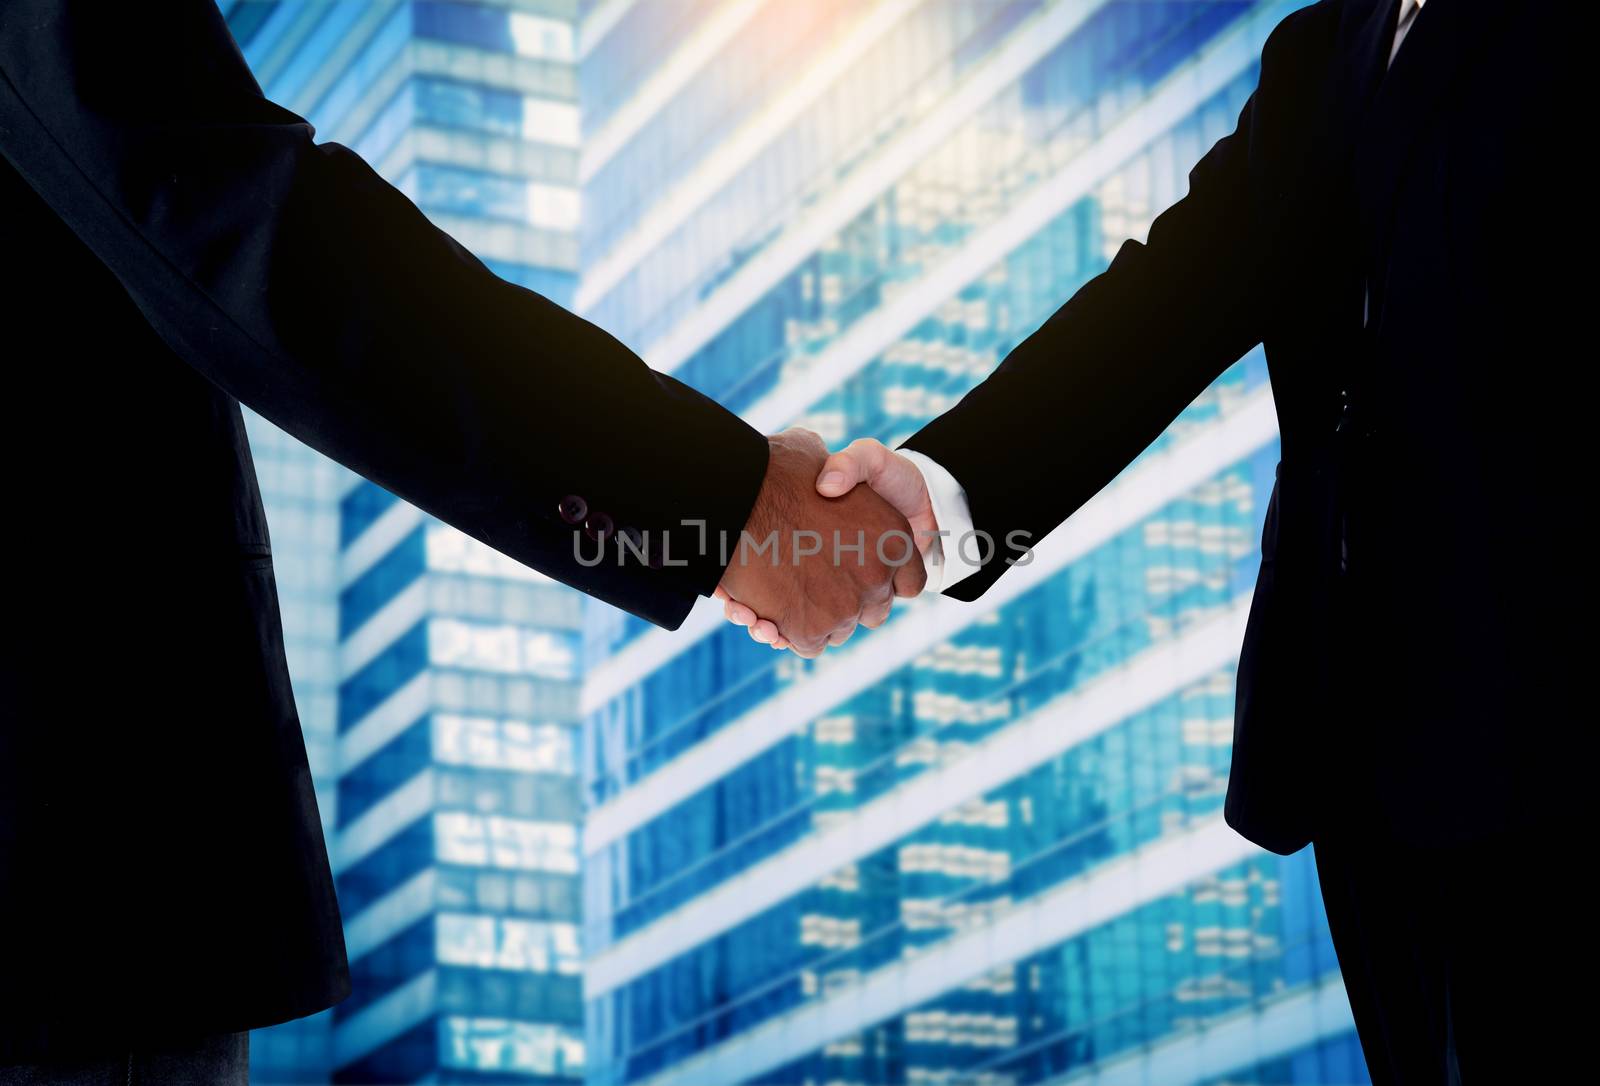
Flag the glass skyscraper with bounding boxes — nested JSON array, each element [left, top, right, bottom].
[[210, 2, 1374, 1084], [575, 3, 1367, 1086], [223, 2, 587, 1083]]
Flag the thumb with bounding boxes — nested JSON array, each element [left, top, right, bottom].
[[892, 547, 928, 599], [816, 443, 880, 497], [818, 440, 935, 541]]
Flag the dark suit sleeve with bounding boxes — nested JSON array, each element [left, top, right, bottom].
[[0, 0, 767, 630], [902, 31, 1289, 603]]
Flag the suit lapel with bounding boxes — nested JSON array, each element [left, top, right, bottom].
[[1336, 0, 1398, 141], [1353, 0, 1496, 291]]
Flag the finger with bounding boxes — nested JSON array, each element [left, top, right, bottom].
[[781, 621, 827, 658], [775, 427, 828, 459], [748, 621, 779, 645], [716, 585, 750, 624], [892, 549, 928, 598], [859, 595, 893, 629], [827, 620, 858, 647], [723, 596, 759, 627]]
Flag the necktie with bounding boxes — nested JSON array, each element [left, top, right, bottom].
[[1388, 0, 1422, 67], [1363, 0, 1424, 329]]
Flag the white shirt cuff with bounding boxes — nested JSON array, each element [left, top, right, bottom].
[[897, 449, 982, 594]]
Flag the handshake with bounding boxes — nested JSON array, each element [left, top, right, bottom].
[[713, 428, 942, 658]]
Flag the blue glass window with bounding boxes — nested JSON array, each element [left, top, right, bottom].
[[416, 77, 525, 137], [339, 621, 428, 731], [338, 716, 431, 829], [335, 817, 433, 918], [331, 1017, 436, 1086], [338, 916, 435, 1022], [340, 527, 426, 638], [340, 478, 400, 547]]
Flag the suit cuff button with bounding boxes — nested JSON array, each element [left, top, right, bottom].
[[584, 511, 614, 542], [558, 495, 588, 525]]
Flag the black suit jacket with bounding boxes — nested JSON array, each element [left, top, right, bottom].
[[0, 0, 766, 1062], [906, 0, 1581, 855]]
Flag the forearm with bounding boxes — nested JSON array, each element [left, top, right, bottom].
[[0, 0, 767, 626], [902, 92, 1268, 601]]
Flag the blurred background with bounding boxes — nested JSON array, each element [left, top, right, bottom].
[[217, 1, 1362, 1083]]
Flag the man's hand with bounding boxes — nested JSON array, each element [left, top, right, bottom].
[[816, 439, 936, 544], [717, 429, 925, 657], [720, 435, 935, 653]]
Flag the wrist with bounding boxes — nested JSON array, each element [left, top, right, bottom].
[[895, 448, 979, 592]]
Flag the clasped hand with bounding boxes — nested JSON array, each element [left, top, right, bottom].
[[715, 429, 937, 657]]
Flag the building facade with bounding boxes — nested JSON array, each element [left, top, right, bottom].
[[575, 3, 1368, 1086], [223, 2, 588, 1082]]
